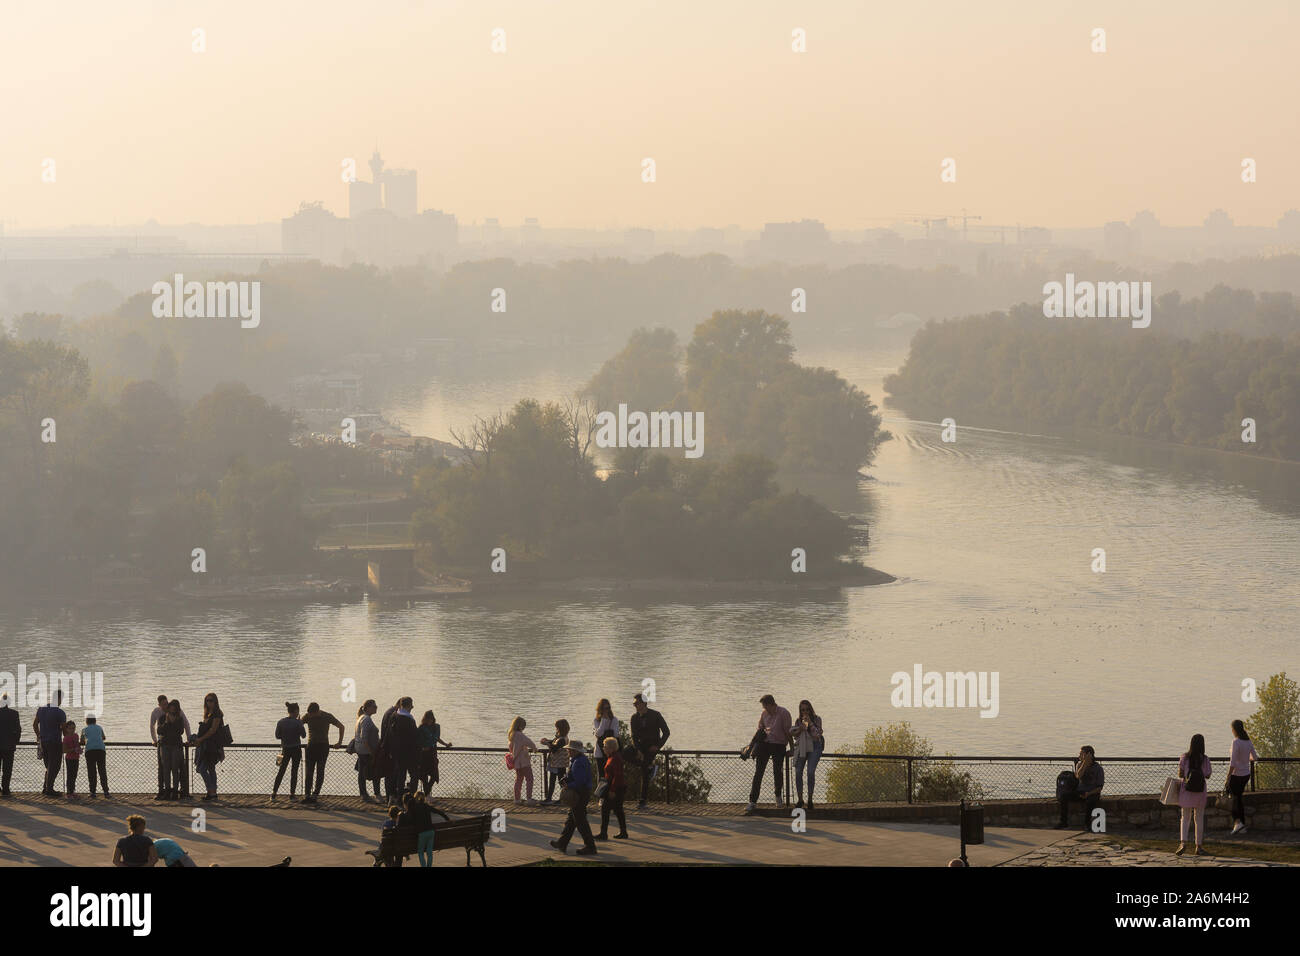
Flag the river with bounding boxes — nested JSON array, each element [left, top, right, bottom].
[[1, 344, 1296, 761]]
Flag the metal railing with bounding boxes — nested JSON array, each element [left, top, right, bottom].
[[8, 743, 1297, 804]]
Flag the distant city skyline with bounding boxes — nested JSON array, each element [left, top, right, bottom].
[[4, 0, 1299, 232]]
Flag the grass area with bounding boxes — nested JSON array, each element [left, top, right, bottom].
[[1102, 834, 1300, 865]]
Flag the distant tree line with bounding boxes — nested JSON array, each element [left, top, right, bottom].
[[884, 288, 1300, 461]]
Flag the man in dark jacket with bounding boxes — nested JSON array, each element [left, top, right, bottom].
[[0, 695, 20, 796], [381, 697, 418, 806], [549, 740, 597, 856], [34, 690, 67, 796], [628, 693, 670, 810]]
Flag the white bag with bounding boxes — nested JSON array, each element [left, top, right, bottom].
[[1159, 776, 1182, 806]]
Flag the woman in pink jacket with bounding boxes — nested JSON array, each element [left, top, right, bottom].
[[1176, 733, 1212, 856]]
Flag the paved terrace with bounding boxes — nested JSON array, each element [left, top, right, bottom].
[[0, 794, 1061, 867]]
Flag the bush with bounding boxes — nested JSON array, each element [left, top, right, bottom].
[[825, 721, 982, 803]]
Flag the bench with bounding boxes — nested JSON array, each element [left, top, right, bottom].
[[369, 810, 493, 867]]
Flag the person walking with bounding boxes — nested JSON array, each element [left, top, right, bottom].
[[354, 700, 382, 802], [272, 702, 306, 801], [34, 690, 67, 796], [81, 715, 109, 798], [1227, 719, 1258, 835], [596, 737, 628, 841], [628, 693, 670, 810], [0, 694, 21, 797], [112, 815, 159, 868], [789, 699, 824, 810], [1176, 733, 1213, 856], [592, 699, 618, 780], [301, 702, 345, 803], [156, 701, 186, 799], [507, 717, 537, 805], [191, 692, 226, 800], [744, 694, 792, 814], [539, 719, 571, 804], [550, 740, 597, 856], [150, 696, 192, 799]]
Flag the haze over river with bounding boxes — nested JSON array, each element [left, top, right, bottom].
[[2, 345, 1296, 759]]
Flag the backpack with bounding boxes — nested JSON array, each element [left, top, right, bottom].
[[1056, 769, 1079, 799], [1184, 755, 1206, 793]]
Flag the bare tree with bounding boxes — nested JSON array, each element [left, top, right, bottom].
[[449, 410, 504, 474]]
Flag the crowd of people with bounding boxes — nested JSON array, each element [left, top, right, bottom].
[[1055, 720, 1260, 855], [0, 689, 1271, 859]]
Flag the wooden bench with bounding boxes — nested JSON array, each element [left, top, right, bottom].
[[369, 810, 493, 867]]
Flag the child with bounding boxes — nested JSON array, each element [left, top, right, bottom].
[[62, 721, 82, 797], [507, 717, 536, 805], [539, 719, 571, 805], [80, 715, 109, 798]]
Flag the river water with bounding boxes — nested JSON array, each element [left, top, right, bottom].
[[1, 345, 1296, 763]]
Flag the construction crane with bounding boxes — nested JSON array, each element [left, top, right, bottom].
[[900, 211, 981, 240]]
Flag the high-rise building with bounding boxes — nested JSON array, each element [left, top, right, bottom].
[[384, 169, 418, 218]]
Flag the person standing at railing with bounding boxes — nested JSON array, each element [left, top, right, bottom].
[[272, 702, 306, 802], [507, 716, 537, 805], [592, 699, 618, 780], [191, 693, 225, 801], [1176, 734, 1212, 857], [1055, 745, 1104, 829], [150, 696, 192, 799], [61, 720, 82, 798], [302, 702, 346, 804], [629, 693, 670, 810], [156, 701, 187, 799], [539, 719, 570, 804], [382, 697, 418, 806], [81, 714, 109, 798], [1227, 719, 1258, 835], [34, 689, 67, 797], [0, 694, 21, 797], [354, 700, 382, 802], [789, 699, 824, 811], [744, 694, 792, 814], [415, 710, 451, 797]]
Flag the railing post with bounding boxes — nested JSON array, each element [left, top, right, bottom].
[[906, 757, 913, 804], [664, 753, 672, 804]]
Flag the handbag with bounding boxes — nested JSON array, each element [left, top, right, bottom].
[[558, 786, 580, 810], [593, 779, 610, 800], [1159, 776, 1182, 806], [505, 752, 516, 771], [345, 737, 357, 755]]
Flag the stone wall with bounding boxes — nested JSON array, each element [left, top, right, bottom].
[[801, 790, 1300, 831]]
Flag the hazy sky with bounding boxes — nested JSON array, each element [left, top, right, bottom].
[[4, 0, 1297, 231]]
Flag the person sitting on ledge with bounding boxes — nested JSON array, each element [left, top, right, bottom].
[[1055, 745, 1104, 829]]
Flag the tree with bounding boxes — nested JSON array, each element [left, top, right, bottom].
[[584, 327, 683, 413], [1249, 672, 1300, 789], [826, 722, 983, 803]]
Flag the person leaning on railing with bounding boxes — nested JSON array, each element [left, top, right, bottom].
[[1055, 745, 1104, 829]]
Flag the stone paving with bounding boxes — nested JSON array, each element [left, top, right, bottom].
[[1000, 832, 1297, 867]]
